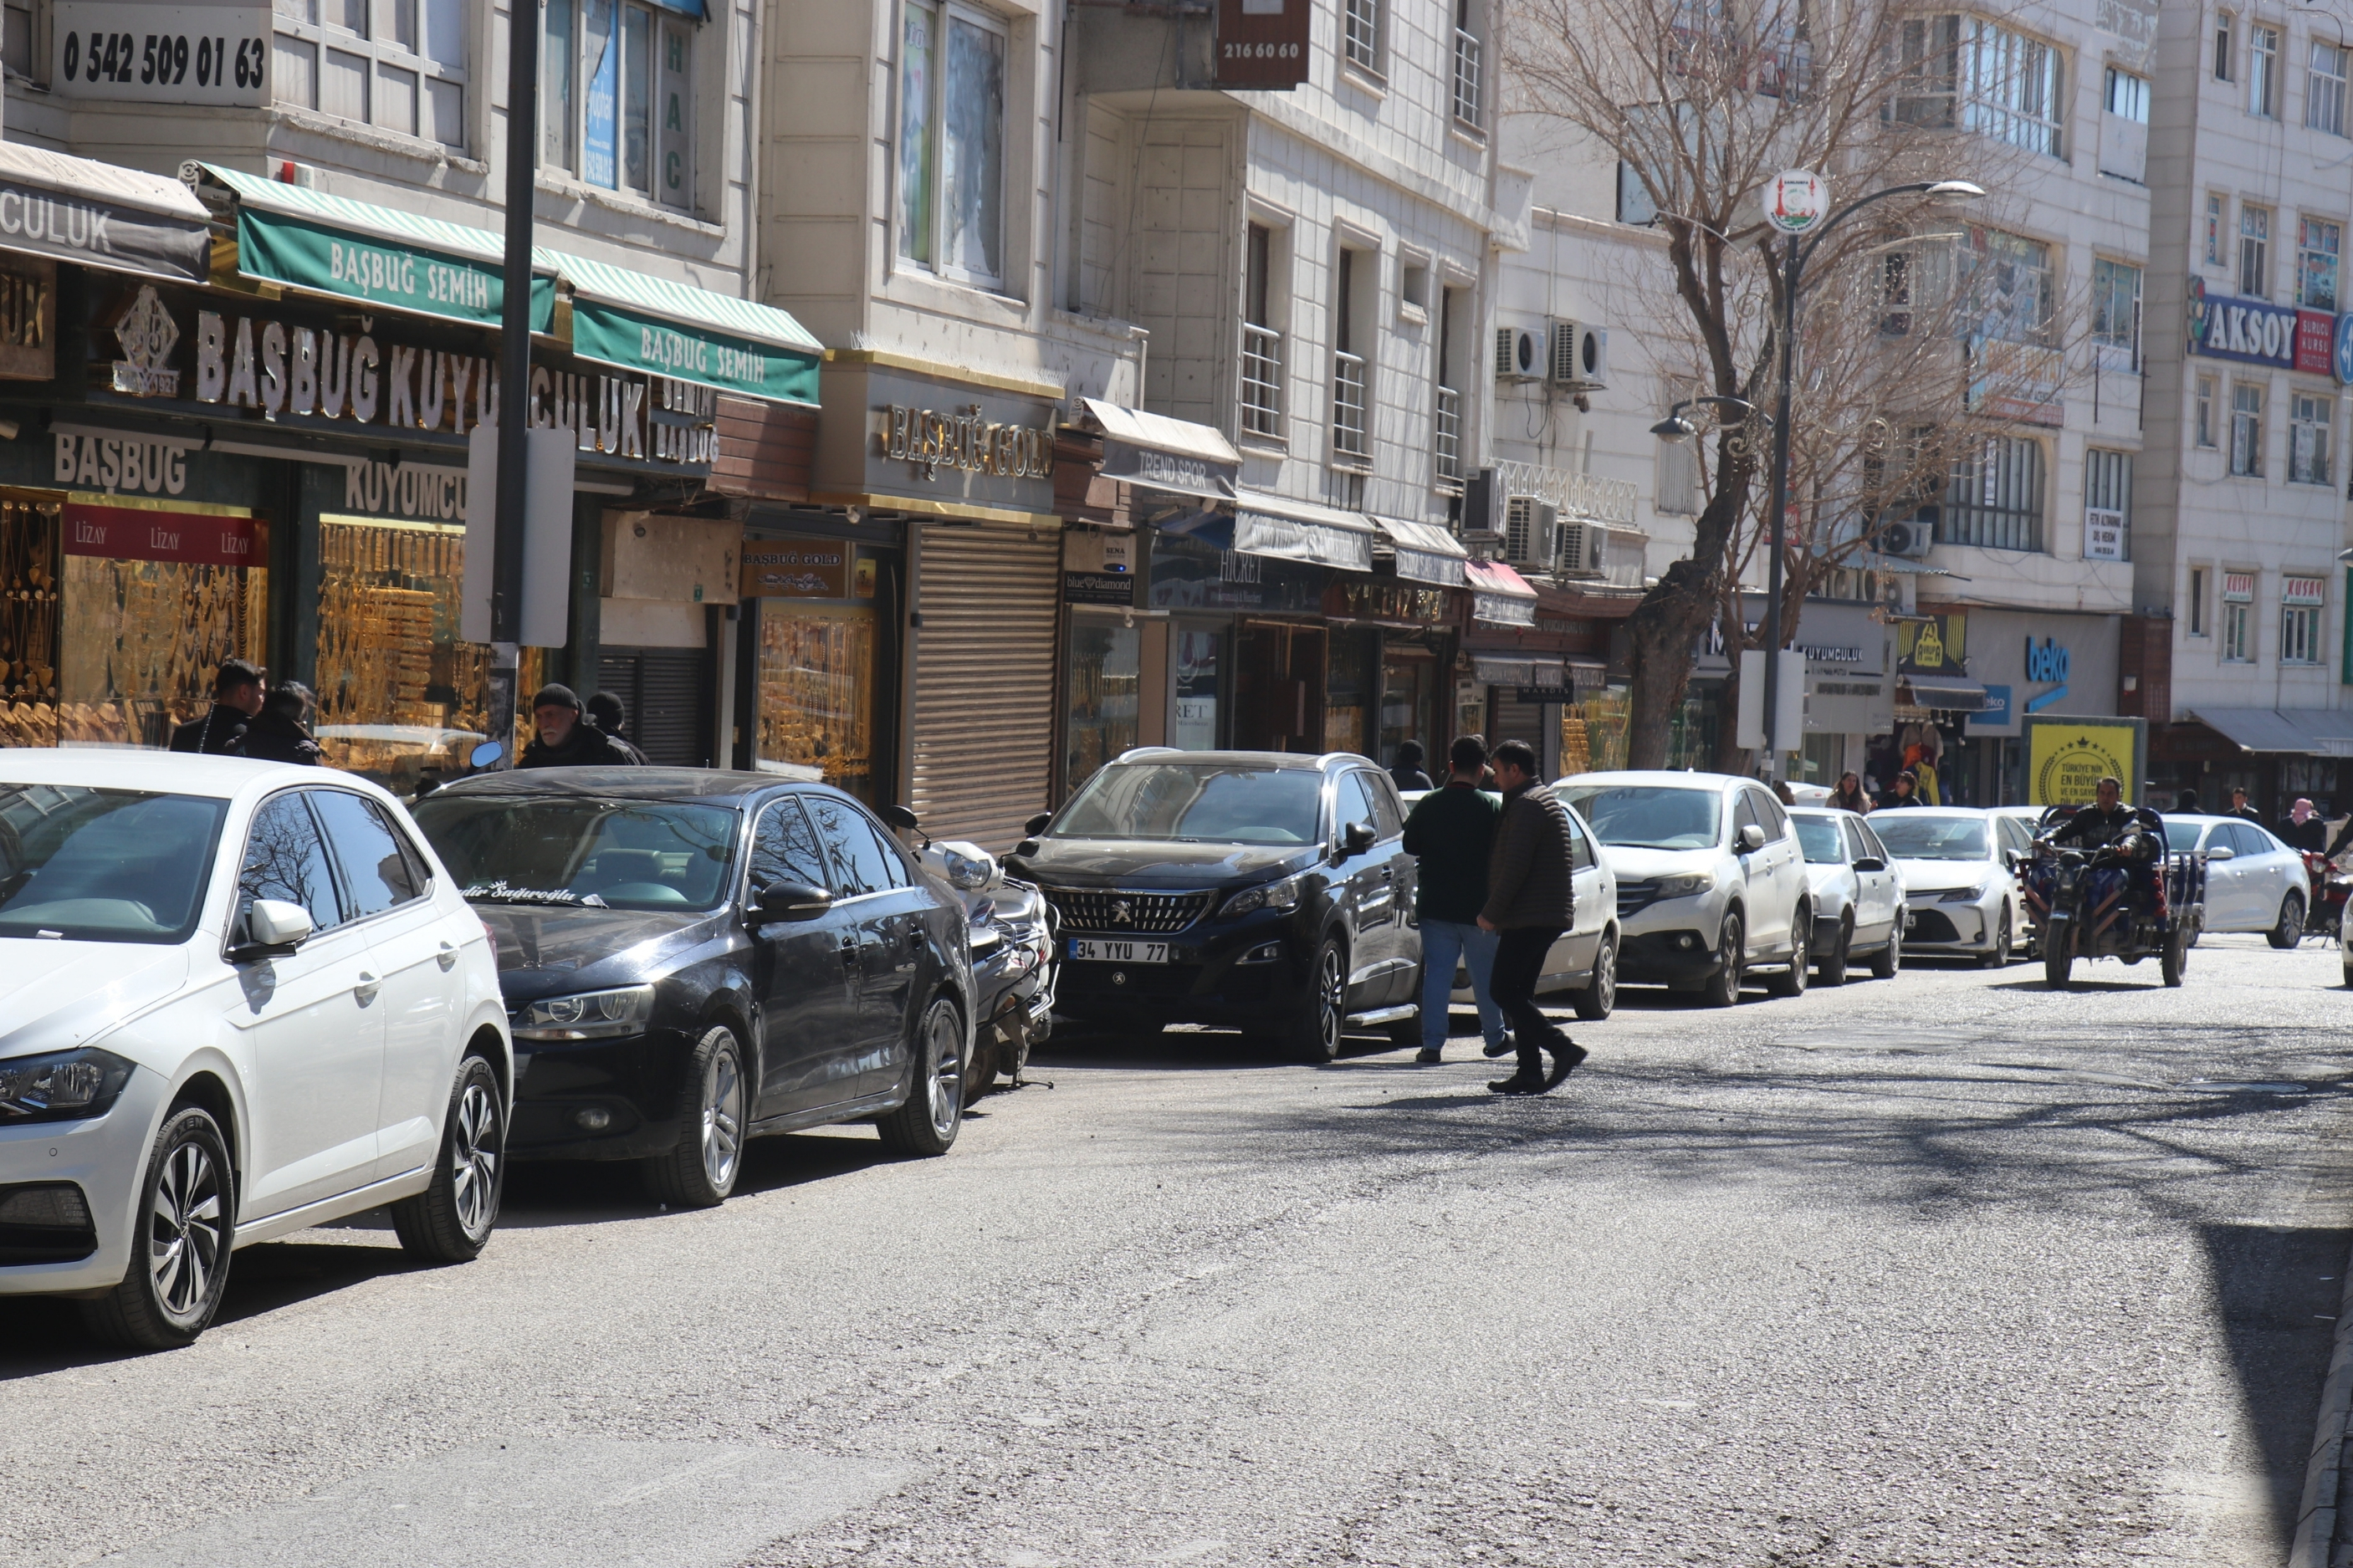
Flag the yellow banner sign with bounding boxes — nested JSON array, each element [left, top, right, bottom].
[[2025, 717, 2145, 805]]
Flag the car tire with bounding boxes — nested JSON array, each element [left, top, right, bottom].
[[645, 1024, 748, 1208], [1817, 912, 1852, 988], [1573, 931, 1618, 1021], [1701, 913, 1745, 1009], [1869, 926, 1901, 980], [390, 1055, 505, 1263], [1766, 906, 1810, 998], [81, 1107, 234, 1351], [877, 994, 966, 1156], [1980, 907, 2013, 969], [1279, 936, 1348, 1062], [2269, 892, 2305, 950]]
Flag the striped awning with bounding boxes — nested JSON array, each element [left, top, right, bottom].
[[549, 248, 821, 407]]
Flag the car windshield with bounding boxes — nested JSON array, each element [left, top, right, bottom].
[[1871, 814, 1989, 861], [1054, 763, 1325, 845], [411, 796, 739, 910], [1793, 817, 1847, 865], [1556, 784, 1721, 850], [0, 784, 227, 942]]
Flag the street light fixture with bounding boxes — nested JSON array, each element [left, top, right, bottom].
[[1649, 396, 1762, 442]]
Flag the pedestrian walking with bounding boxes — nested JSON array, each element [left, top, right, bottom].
[[167, 658, 264, 755], [1880, 770, 1924, 809], [238, 681, 324, 765], [2284, 798, 2328, 853], [519, 684, 642, 768], [2224, 786, 2265, 828], [1830, 771, 1871, 814], [1400, 734, 1509, 1065], [2175, 787, 2202, 814], [586, 690, 652, 764], [1389, 740, 1434, 794], [1476, 738, 1585, 1096]]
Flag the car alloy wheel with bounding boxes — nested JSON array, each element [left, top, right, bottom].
[[449, 1079, 502, 1241], [879, 996, 966, 1156], [84, 1107, 238, 1350], [646, 1025, 749, 1208], [2270, 892, 2305, 950], [1313, 942, 1345, 1058], [700, 1039, 745, 1192], [923, 1000, 964, 1141], [151, 1136, 226, 1321], [393, 1055, 507, 1262]]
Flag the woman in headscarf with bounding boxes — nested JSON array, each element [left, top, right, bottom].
[[2285, 797, 2330, 853]]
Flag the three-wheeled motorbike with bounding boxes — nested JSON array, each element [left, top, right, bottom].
[[2023, 816, 2204, 988]]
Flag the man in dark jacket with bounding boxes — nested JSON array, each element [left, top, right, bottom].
[[167, 658, 264, 755], [1389, 739, 1434, 794], [1476, 738, 1585, 1094], [2224, 786, 2266, 828], [519, 684, 642, 769], [1400, 734, 1506, 1065], [586, 690, 652, 764], [238, 681, 324, 766]]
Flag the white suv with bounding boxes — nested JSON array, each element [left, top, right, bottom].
[[1556, 771, 1815, 1007], [0, 751, 511, 1349]]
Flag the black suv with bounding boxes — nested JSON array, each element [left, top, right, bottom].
[[1008, 750, 1421, 1059]]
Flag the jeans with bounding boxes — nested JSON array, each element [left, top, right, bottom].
[[1419, 919, 1506, 1052], [1490, 927, 1570, 1077]]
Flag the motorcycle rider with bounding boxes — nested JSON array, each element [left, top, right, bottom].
[[2034, 776, 2164, 937]]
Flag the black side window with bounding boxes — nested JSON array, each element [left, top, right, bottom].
[[806, 795, 898, 896], [1564, 812, 1595, 870], [1334, 772, 1376, 838], [1366, 773, 1405, 837], [309, 789, 423, 920], [1732, 792, 1763, 841], [750, 796, 831, 892], [239, 792, 344, 932]]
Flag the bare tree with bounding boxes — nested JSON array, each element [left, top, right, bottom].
[[1506, 0, 2061, 769]]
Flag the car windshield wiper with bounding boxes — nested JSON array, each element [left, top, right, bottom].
[[461, 881, 611, 907]]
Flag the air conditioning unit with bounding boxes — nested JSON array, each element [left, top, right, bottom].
[[1503, 496, 1558, 568], [1558, 520, 1608, 578], [1880, 517, 1936, 559], [1495, 325, 1543, 383], [1548, 320, 1609, 391]]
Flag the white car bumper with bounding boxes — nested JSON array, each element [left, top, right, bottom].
[[0, 1067, 166, 1297]]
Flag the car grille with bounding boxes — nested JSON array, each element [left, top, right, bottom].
[[1045, 888, 1216, 934], [1908, 909, 1962, 943], [1617, 880, 1662, 918]]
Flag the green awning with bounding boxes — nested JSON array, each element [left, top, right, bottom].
[[202, 163, 556, 331], [551, 249, 821, 407]]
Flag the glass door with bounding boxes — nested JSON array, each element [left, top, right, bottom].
[[1065, 612, 1140, 795]]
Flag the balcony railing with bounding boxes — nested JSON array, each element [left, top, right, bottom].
[[1452, 28, 1482, 128], [1434, 384, 1462, 486], [1240, 324, 1284, 442], [1343, 0, 1379, 72], [1332, 350, 1369, 466], [1490, 458, 1640, 524]]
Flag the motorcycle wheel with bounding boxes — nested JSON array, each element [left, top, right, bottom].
[[2161, 923, 2187, 988], [2043, 926, 2073, 988]]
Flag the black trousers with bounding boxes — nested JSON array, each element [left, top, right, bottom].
[[1490, 926, 1568, 1075]]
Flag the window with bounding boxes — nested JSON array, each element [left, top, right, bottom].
[[2084, 447, 2130, 560], [2292, 392, 2333, 484], [2216, 12, 2235, 80], [1892, 14, 1960, 126], [804, 795, 903, 897], [2224, 601, 2253, 660], [2206, 192, 2228, 266], [897, 0, 1007, 288], [1940, 436, 2044, 552], [2105, 65, 2149, 120], [2251, 23, 2279, 115], [540, 0, 690, 204], [2300, 217, 2341, 309], [1452, 0, 1483, 127], [1435, 284, 1464, 487], [2189, 567, 2207, 635], [1240, 222, 1283, 442], [2312, 39, 2349, 133], [2091, 258, 2141, 363], [2283, 597, 2324, 664], [1962, 19, 2065, 156], [308, 789, 424, 918], [238, 792, 344, 933], [1343, 0, 1380, 74], [1963, 228, 2054, 345], [1332, 247, 1371, 467], [2197, 375, 2218, 447], [274, 0, 467, 147], [2232, 382, 2265, 475], [3, 0, 30, 79], [749, 796, 830, 892], [2241, 203, 2271, 297]]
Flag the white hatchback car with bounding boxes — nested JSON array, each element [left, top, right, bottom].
[[1871, 807, 2023, 966], [0, 751, 510, 1349], [1788, 806, 1906, 983]]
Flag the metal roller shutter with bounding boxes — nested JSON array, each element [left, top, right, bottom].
[[912, 521, 1060, 850], [1486, 688, 1553, 772], [600, 646, 713, 767]]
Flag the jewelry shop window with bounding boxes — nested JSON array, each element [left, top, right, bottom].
[[746, 539, 882, 803]]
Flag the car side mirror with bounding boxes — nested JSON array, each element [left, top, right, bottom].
[[2206, 845, 2235, 861], [1852, 855, 1885, 872], [1737, 824, 1766, 854], [467, 739, 503, 770], [1012, 839, 1041, 858], [1343, 820, 1378, 853], [881, 804, 919, 832], [750, 880, 833, 925], [1024, 811, 1053, 836], [233, 897, 314, 958]]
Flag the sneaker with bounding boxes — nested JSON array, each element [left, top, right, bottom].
[[1488, 1072, 1546, 1095], [1414, 1048, 1444, 1065], [1481, 1035, 1515, 1060], [1542, 1041, 1588, 1090]]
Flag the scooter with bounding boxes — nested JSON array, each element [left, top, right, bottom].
[[886, 810, 1058, 1105]]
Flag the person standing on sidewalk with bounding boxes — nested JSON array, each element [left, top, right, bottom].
[[1476, 738, 1585, 1095], [1400, 734, 1509, 1065]]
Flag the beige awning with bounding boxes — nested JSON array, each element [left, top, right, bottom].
[[1369, 515, 1468, 586]]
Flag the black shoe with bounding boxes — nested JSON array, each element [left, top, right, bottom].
[[1482, 1034, 1516, 1059], [1542, 1041, 1588, 1090], [1489, 1072, 1546, 1095]]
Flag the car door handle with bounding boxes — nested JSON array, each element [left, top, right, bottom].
[[436, 941, 458, 972], [1378, 868, 1394, 882], [354, 971, 381, 1005]]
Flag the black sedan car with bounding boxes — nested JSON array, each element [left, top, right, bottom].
[[1008, 749, 1421, 1059], [409, 769, 974, 1208]]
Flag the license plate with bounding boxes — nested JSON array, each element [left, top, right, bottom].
[[1070, 938, 1169, 963]]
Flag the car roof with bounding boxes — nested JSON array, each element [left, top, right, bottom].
[[428, 766, 794, 804], [1560, 770, 1752, 791], [0, 746, 344, 799], [1110, 748, 1358, 773], [1788, 805, 1859, 819], [2171, 813, 2266, 830], [1883, 806, 1991, 819]]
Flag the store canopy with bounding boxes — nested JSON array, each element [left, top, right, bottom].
[[0, 144, 209, 283], [1466, 559, 1538, 626], [1898, 672, 1992, 712], [2190, 707, 2353, 756], [554, 248, 821, 407], [1231, 488, 1375, 573], [1369, 515, 1468, 587], [1080, 398, 1239, 503]]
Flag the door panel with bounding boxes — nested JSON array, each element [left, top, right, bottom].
[[1333, 770, 1400, 1002], [1367, 771, 1419, 1004], [804, 794, 924, 1097], [747, 795, 861, 1116]]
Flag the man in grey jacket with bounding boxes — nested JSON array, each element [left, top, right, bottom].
[[1476, 738, 1587, 1095]]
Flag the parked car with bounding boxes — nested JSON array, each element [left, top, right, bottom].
[[409, 769, 975, 1209], [2161, 815, 2306, 946], [1788, 805, 1906, 983], [0, 751, 511, 1350], [1870, 806, 2023, 966], [912, 831, 1057, 1101], [1398, 789, 1619, 1019], [1008, 750, 1421, 1060], [1554, 771, 1814, 1007]]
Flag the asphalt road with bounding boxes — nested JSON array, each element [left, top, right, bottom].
[[6, 935, 2353, 1567]]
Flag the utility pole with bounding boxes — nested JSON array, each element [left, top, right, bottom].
[[486, 0, 540, 765]]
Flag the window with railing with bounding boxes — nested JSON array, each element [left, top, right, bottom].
[[1333, 352, 1369, 464], [1937, 436, 2044, 551], [1452, 28, 1482, 127], [1332, 248, 1371, 468], [2291, 392, 2333, 484], [2090, 258, 2141, 366], [1893, 16, 2064, 156], [1343, 0, 1380, 74], [1434, 386, 1460, 484], [1240, 222, 1284, 443]]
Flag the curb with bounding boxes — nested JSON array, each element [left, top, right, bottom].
[[2289, 1241, 2353, 1568]]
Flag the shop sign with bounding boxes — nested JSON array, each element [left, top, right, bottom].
[[343, 459, 468, 522], [2223, 570, 2255, 602], [53, 4, 269, 106], [54, 432, 189, 496], [2084, 505, 2125, 561], [0, 171, 207, 284], [741, 539, 849, 599], [1896, 613, 1966, 672], [1211, 0, 1308, 89], [229, 202, 555, 331], [2299, 310, 2338, 375], [1322, 579, 1455, 626], [2024, 714, 2146, 806], [2023, 636, 2071, 714], [0, 258, 51, 381], [1064, 571, 1133, 607], [62, 498, 258, 566], [572, 299, 819, 407], [2285, 575, 2328, 605], [1968, 684, 2013, 732], [1148, 534, 1322, 614], [884, 401, 1054, 482], [1515, 686, 1573, 703], [2189, 281, 2301, 368], [1097, 436, 1237, 503]]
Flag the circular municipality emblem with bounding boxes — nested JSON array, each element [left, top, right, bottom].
[[2036, 733, 2129, 805], [2334, 311, 2353, 386], [1763, 171, 1830, 235]]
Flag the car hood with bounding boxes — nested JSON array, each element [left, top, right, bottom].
[[1009, 838, 1317, 890], [1596, 845, 1725, 883], [0, 940, 189, 1060], [472, 902, 722, 997], [1804, 864, 1855, 896], [1894, 858, 1996, 894]]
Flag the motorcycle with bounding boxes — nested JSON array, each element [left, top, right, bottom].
[[896, 818, 1058, 1104], [2303, 850, 2353, 938], [2026, 832, 2202, 988]]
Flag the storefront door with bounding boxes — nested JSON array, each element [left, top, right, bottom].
[[752, 599, 881, 800], [1379, 646, 1440, 774], [600, 646, 714, 767], [1234, 622, 1326, 753], [1065, 613, 1140, 794], [1172, 621, 1225, 750]]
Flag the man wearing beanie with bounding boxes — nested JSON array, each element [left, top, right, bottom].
[[519, 684, 642, 769]]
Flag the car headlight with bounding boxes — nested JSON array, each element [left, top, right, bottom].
[[0, 1047, 134, 1124], [1220, 875, 1304, 918], [1656, 871, 1716, 899], [1940, 882, 1990, 903], [514, 984, 657, 1041]]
